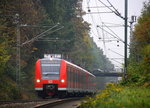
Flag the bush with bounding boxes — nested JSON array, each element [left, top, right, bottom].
[[80, 83, 150, 108]]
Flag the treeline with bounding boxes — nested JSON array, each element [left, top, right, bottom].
[[124, 1, 150, 85], [0, 0, 113, 100]]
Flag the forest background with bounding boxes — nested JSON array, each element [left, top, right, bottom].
[[0, 0, 114, 100]]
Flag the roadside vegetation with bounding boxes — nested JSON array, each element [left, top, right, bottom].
[[81, 83, 150, 108], [81, 1, 150, 108]]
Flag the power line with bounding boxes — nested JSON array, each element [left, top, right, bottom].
[[94, 0, 108, 56], [97, 0, 114, 13], [86, 0, 101, 39], [98, 39, 118, 42], [110, 58, 124, 59], [21, 23, 63, 46], [87, 6, 112, 8], [102, 22, 124, 26], [110, 59, 123, 65], [91, 29, 99, 37], [94, 0, 103, 23], [101, 22, 107, 55], [86, 11, 113, 14], [102, 23, 124, 43], [98, 0, 124, 19], [97, 25, 123, 43], [98, 22, 124, 28], [108, 48, 124, 57], [98, 23, 130, 47], [106, 0, 124, 19], [86, 0, 125, 45]]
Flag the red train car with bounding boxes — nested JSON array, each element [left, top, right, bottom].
[[35, 57, 96, 98]]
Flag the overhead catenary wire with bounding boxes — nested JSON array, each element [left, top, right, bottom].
[[21, 23, 63, 46], [83, 0, 125, 67], [97, 25, 124, 43], [87, 0, 108, 57], [86, 0, 124, 56], [87, 6, 112, 8], [97, 0, 114, 12], [102, 23, 124, 43], [86, 0, 101, 39], [106, 0, 124, 19], [99, 22, 124, 28], [94, 0, 103, 37], [84, 3, 99, 38], [108, 48, 124, 57], [98, 0, 125, 19], [110, 59, 123, 65], [101, 22, 107, 55], [86, 11, 113, 14], [86, 0, 125, 46]]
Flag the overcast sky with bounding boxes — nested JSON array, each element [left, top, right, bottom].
[[82, 0, 149, 69]]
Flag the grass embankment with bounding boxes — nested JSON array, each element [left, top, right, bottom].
[[80, 83, 150, 108]]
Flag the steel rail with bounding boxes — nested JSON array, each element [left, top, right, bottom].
[[34, 98, 80, 108]]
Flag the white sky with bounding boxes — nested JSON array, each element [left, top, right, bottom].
[[82, 0, 149, 69]]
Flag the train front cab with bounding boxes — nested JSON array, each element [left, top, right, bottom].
[[35, 58, 67, 98]]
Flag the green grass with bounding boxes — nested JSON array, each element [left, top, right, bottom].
[[80, 83, 150, 108]]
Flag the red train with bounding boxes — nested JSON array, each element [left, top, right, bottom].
[[35, 57, 96, 98]]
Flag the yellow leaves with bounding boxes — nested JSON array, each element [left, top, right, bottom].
[[143, 45, 150, 56], [133, 15, 150, 52], [134, 21, 149, 43], [143, 82, 150, 87], [96, 91, 109, 99], [0, 42, 10, 63], [32, 47, 38, 52], [0, 42, 10, 75], [106, 83, 124, 92], [115, 88, 122, 92], [92, 83, 125, 105], [83, 33, 92, 48]]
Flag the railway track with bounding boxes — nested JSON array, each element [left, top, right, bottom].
[[0, 98, 57, 108], [34, 98, 80, 108], [0, 99, 51, 105], [0, 98, 80, 108]]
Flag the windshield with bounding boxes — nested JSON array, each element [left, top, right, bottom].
[[40, 59, 61, 80]]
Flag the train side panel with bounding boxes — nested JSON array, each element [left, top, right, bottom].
[[58, 59, 67, 90], [65, 62, 96, 95]]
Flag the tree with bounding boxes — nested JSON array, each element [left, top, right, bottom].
[[127, 1, 150, 84]]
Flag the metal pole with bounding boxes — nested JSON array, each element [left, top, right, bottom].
[[124, 0, 128, 76], [16, 14, 21, 85]]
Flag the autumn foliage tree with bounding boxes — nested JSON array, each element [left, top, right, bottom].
[[127, 1, 150, 85], [0, 0, 45, 100]]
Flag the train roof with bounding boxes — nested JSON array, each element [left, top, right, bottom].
[[64, 59, 95, 77], [39, 58, 95, 77]]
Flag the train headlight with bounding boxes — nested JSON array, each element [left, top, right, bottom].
[[36, 79, 41, 83], [61, 79, 65, 83]]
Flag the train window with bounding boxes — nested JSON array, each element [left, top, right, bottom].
[[77, 71, 78, 88], [70, 67, 72, 88], [40, 59, 61, 80], [67, 65, 71, 88], [73, 69, 75, 88], [75, 70, 77, 88]]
